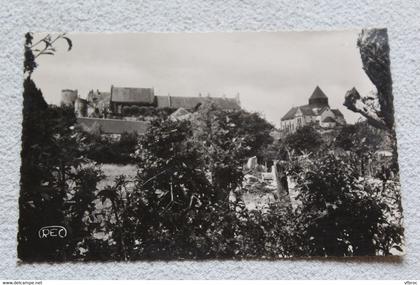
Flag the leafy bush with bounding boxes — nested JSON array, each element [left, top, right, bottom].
[[19, 78, 84, 261], [191, 103, 274, 201], [289, 154, 403, 256], [85, 132, 139, 164], [284, 125, 323, 155]]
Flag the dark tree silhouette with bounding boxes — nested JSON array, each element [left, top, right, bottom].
[[284, 125, 323, 155], [19, 33, 75, 261], [344, 29, 394, 131], [343, 28, 399, 171]]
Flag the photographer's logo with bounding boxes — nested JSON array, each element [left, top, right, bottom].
[[38, 225, 67, 239]]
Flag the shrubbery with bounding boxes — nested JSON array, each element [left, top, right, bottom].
[[76, 111, 403, 260], [288, 154, 403, 256], [284, 124, 324, 155], [121, 105, 176, 119], [85, 132, 139, 164], [20, 93, 404, 260]]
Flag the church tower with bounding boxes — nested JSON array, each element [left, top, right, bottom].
[[308, 86, 329, 107]]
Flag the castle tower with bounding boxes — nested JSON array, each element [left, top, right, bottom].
[[74, 97, 88, 117], [308, 86, 329, 107], [60, 89, 78, 107]]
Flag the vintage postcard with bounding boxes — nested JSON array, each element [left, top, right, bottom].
[[19, 30, 404, 262]]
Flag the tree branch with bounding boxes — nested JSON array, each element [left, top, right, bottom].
[[344, 87, 388, 130]]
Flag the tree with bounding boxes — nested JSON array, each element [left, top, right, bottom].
[[85, 131, 139, 164], [334, 121, 385, 175], [191, 102, 271, 202], [129, 119, 216, 258], [19, 33, 86, 261], [344, 29, 394, 132], [66, 165, 104, 259], [260, 138, 289, 165], [223, 110, 274, 159], [289, 154, 403, 256], [284, 125, 323, 155], [343, 29, 399, 171], [24, 32, 72, 77], [19, 101, 84, 261]]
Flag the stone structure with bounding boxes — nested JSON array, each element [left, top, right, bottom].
[[86, 89, 111, 117], [74, 97, 88, 117], [60, 89, 78, 107], [75, 85, 241, 118], [110, 86, 155, 114], [70, 85, 241, 135], [280, 86, 346, 133], [169, 107, 191, 121]]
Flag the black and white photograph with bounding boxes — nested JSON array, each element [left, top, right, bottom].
[[19, 29, 404, 262]]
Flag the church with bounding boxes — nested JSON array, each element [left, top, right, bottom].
[[280, 86, 346, 133]]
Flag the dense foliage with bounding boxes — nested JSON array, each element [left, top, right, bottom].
[[121, 105, 176, 119], [191, 103, 274, 200], [85, 132, 139, 164], [19, 77, 98, 261], [289, 154, 403, 256], [284, 125, 324, 155]]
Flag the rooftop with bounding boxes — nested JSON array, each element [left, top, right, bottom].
[[156, 95, 240, 110], [111, 86, 155, 104], [309, 86, 328, 100]]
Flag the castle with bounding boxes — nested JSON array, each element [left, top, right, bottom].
[[60, 86, 241, 135], [280, 86, 346, 133]]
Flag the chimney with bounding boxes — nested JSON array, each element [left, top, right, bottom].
[[235, 92, 241, 105]]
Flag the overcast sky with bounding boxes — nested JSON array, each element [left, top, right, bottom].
[[32, 31, 375, 126]]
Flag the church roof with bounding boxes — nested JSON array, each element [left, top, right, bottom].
[[281, 107, 298, 121], [281, 105, 315, 121], [111, 87, 155, 104], [309, 86, 328, 101], [331, 109, 344, 117], [300, 105, 315, 116]]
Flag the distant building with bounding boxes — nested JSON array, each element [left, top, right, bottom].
[[156, 94, 240, 110], [110, 86, 155, 114], [71, 85, 241, 136], [74, 97, 88, 117], [280, 86, 346, 133], [87, 89, 111, 117], [60, 89, 78, 107], [78, 85, 240, 117]]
